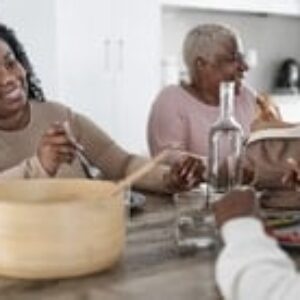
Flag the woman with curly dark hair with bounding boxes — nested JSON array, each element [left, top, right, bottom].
[[0, 24, 44, 102], [0, 23, 204, 193]]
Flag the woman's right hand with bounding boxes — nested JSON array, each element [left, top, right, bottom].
[[37, 123, 77, 176], [213, 188, 258, 228]]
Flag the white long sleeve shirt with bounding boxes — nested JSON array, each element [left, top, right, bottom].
[[216, 217, 300, 300]]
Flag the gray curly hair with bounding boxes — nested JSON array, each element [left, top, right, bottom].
[[183, 24, 237, 76]]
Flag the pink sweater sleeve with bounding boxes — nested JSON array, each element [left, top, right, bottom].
[[147, 88, 188, 158]]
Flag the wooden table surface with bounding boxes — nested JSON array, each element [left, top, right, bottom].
[[3, 192, 300, 300], [0, 192, 223, 300]]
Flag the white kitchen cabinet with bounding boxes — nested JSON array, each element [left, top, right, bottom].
[[57, 0, 161, 153], [56, 0, 116, 141], [113, 0, 161, 153], [160, 0, 300, 17]]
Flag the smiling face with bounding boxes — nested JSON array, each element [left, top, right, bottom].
[[196, 36, 248, 99], [0, 39, 28, 118], [213, 37, 248, 94]]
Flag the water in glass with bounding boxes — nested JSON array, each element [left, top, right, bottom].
[[174, 188, 216, 253]]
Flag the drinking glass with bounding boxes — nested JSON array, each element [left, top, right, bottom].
[[174, 186, 217, 253]]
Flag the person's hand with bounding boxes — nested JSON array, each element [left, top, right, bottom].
[[282, 157, 300, 189], [256, 93, 282, 122], [164, 156, 205, 192], [213, 188, 258, 228], [37, 122, 77, 176], [251, 94, 284, 131]]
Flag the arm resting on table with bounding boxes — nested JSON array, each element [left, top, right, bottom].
[[0, 156, 49, 179]]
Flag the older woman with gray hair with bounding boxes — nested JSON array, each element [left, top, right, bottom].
[[148, 23, 275, 160]]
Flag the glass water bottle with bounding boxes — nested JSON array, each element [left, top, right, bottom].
[[208, 81, 244, 194]]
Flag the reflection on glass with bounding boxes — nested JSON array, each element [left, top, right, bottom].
[[174, 187, 217, 253], [208, 81, 244, 194]]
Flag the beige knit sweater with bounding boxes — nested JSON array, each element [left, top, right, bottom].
[[0, 101, 169, 193]]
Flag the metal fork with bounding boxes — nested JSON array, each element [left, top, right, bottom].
[[63, 121, 101, 178]]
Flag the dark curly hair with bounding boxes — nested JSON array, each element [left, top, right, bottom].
[[0, 23, 45, 101]]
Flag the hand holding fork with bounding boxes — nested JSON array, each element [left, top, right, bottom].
[[37, 121, 100, 178], [37, 121, 78, 176], [63, 121, 101, 178]]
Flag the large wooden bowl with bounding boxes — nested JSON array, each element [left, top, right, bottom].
[[0, 179, 126, 279]]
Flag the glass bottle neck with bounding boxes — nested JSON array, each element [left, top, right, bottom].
[[219, 82, 235, 120]]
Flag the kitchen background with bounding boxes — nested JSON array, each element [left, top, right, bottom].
[[162, 7, 300, 91], [0, 0, 300, 153]]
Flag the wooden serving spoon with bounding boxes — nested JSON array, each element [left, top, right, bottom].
[[111, 149, 170, 195]]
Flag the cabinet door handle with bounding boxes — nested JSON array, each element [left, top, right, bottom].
[[103, 38, 111, 72], [117, 38, 124, 71]]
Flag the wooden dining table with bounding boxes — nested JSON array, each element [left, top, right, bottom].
[[1, 191, 299, 300], [0, 192, 222, 300]]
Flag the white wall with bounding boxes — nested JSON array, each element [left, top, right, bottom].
[[162, 7, 300, 92]]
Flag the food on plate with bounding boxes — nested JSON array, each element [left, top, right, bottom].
[[265, 215, 300, 228], [269, 230, 300, 245]]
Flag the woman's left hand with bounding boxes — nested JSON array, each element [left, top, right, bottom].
[[164, 156, 206, 192], [251, 94, 284, 131], [256, 93, 282, 122]]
